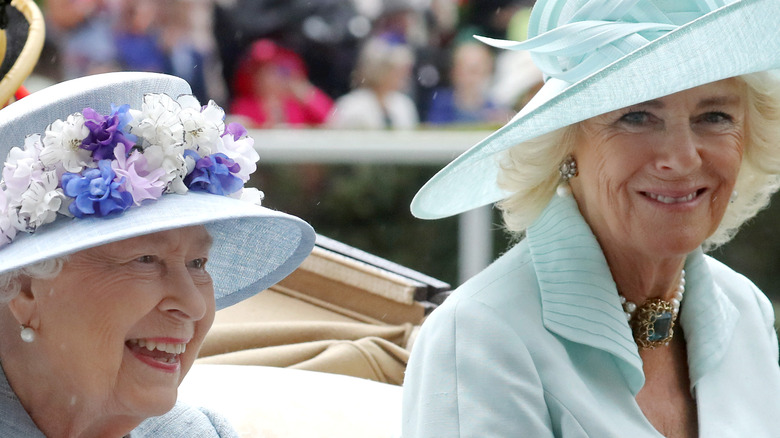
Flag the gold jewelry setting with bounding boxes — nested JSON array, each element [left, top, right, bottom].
[[619, 269, 685, 350], [630, 299, 676, 349]]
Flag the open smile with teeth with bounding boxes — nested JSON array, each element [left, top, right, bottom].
[[126, 339, 187, 364], [643, 189, 703, 204]]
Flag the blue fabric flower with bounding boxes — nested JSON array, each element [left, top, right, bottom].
[[183, 150, 243, 196], [81, 105, 137, 161], [61, 160, 134, 218]]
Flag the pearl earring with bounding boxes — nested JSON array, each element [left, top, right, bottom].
[[20, 325, 35, 343], [730, 190, 738, 203], [557, 155, 578, 197]]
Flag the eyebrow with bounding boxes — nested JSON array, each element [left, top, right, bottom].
[[139, 229, 214, 251], [198, 233, 215, 250], [696, 95, 742, 108], [633, 94, 742, 109]]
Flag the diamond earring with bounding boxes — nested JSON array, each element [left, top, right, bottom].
[[557, 155, 578, 197], [559, 155, 578, 182]]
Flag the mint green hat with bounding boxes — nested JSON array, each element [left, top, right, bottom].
[[411, 0, 780, 219]]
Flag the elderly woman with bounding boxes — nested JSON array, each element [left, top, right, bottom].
[[403, 0, 780, 436], [328, 37, 419, 130], [0, 72, 314, 437]]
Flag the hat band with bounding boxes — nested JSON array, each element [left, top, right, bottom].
[[476, 0, 730, 86]]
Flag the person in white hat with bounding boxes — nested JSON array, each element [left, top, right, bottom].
[[403, 0, 780, 436], [0, 71, 315, 437]]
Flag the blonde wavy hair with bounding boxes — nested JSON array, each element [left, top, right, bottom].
[[497, 72, 780, 250]]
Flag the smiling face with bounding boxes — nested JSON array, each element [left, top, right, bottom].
[[570, 79, 747, 261], [24, 226, 215, 422]]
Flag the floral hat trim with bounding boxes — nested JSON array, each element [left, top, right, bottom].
[[0, 93, 263, 247]]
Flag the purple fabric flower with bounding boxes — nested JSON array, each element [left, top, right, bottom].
[[81, 105, 137, 161], [183, 150, 243, 196], [61, 160, 134, 218], [111, 145, 165, 205], [223, 122, 248, 141]]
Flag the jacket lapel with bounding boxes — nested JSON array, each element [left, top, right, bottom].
[[527, 195, 645, 394]]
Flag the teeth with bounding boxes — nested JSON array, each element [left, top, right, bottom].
[[646, 191, 697, 204], [129, 339, 187, 354]]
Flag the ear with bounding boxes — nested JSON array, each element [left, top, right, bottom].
[[7, 275, 39, 328]]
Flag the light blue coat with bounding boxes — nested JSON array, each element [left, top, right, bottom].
[[0, 360, 238, 437], [402, 195, 780, 437]]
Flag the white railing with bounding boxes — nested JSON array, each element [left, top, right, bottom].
[[250, 129, 495, 284]]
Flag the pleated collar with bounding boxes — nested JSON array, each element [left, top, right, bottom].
[[526, 195, 739, 394]]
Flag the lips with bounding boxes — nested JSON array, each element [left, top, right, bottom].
[[126, 338, 188, 367], [642, 188, 704, 204]]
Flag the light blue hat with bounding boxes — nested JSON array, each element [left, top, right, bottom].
[[0, 72, 315, 309], [411, 0, 780, 219]]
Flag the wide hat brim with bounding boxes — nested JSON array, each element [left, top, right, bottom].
[[0, 72, 316, 309], [411, 0, 780, 219], [0, 0, 44, 105]]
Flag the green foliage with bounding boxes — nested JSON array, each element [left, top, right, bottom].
[[251, 164, 464, 285]]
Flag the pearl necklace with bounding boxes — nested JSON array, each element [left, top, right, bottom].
[[619, 269, 686, 350]]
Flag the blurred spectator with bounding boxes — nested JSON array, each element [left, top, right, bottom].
[[113, 0, 166, 72], [357, 0, 457, 121], [157, 0, 221, 103], [426, 42, 510, 125], [45, 0, 119, 79], [328, 38, 418, 129], [213, 0, 362, 101], [457, 0, 529, 40], [45, 0, 223, 102], [230, 39, 334, 128]]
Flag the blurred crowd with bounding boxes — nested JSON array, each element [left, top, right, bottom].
[[36, 0, 542, 129]]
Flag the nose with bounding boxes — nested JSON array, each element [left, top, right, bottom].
[[157, 266, 211, 321], [652, 125, 702, 175]]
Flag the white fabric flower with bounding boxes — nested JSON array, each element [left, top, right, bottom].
[[218, 129, 258, 183], [0, 189, 18, 246], [142, 145, 189, 194], [235, 187, 265, 205], [127, 93, 185, 151], [18, 170, 63, 231], [2, 135, 45, 201], [40, 113, 91, 173], [127, 94, 189, 191], [177, 95, 225, 156]]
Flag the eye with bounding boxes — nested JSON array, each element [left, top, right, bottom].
[[136, 255, 155, 264], [618, 111, 651, 125], [187, 258, 207, 270], [699, 111, 733, 124]]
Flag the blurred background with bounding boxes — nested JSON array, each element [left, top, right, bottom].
[[30, 0, 780, 316]]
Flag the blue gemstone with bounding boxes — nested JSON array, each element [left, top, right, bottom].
[[648, 312, 673, 341]]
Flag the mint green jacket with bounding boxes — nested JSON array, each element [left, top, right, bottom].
[[402, 195, 780, 437]]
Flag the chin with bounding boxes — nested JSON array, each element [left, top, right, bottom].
[[122, 386, 180, 420], [643, 232, 705, 258]]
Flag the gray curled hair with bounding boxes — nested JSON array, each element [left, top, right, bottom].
[[497, 72, 780, 250], [0, 257, 68, 303]]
